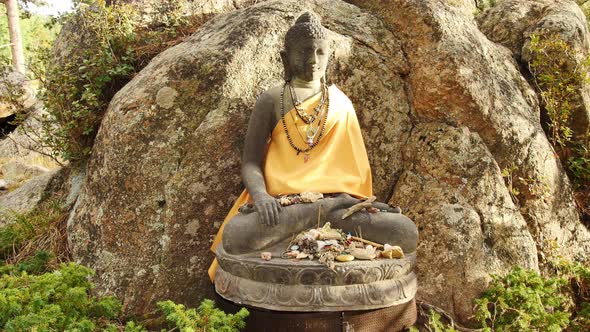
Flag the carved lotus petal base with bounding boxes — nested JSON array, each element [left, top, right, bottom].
[[214, 244, 417, 312]]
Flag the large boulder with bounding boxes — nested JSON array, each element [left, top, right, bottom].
[[349, 0, 590, 321], [477, 0, 590, 139], [68, 0, 590, 323]]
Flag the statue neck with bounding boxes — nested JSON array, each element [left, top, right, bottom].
[[290, 77, 323, 93]]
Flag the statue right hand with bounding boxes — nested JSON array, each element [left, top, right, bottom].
[[253, 194, 282, 226]]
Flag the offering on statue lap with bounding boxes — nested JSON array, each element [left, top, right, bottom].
[[279, 222, 405, 271]]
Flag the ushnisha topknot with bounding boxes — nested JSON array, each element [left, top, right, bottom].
[[284, 12, 328, 50]]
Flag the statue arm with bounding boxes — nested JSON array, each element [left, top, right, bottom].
[[241, 92, 281, 226]]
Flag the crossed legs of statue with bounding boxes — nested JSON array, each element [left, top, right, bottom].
[[222, 194, 418, 256]]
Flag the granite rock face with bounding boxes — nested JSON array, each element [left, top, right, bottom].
[[67, 0, 590, 322], [0, 171, 57, 225], [477, 0, 590, 138], [348, 0, 590, 321]]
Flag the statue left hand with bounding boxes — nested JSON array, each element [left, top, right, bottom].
[[253, 194, 282, 226]]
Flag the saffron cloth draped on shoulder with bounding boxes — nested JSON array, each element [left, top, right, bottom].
[[208, 85, 372, 281]]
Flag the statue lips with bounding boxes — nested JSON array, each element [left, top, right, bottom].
[[306, 65, 323, 81]]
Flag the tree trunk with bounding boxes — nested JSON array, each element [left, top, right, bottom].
[[5, 0, 25, 75]]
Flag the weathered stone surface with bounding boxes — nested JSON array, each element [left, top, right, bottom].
[[477, 0, 590, 138], [0, 171, 57, 225], [0, 102, 61, 200], [67, 0, 590, 323], [0, 71, 34, 119], [1, 160, 49, 183], [347, 0, 590, 322], [393, 124, 538, 321], [0, 104, 55, 161]]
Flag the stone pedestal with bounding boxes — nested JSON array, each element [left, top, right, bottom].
[[215, 294, 417, 332], [214, 243, 417, 330]]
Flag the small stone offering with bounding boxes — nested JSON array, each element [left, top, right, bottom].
[[300, 191, 324, 203], [260, 252, 272, 261], [336, 254, 355, 262]]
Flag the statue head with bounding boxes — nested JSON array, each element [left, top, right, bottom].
[[281, 12, 331, 82]]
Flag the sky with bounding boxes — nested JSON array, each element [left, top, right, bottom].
[[26, 0, 74, 16]]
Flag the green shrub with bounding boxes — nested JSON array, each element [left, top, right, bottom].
[[35, 1, 210, 162], [527, 31, 590, 222], [36, 2, 136, 161], [158, 299, 249, 332], [0, 259, 249, 331], [568, 141, 590, 188], [414, 261, 590, 331], [0, 250, 52, 276], [528, 33, 588, 148], [474, 267, 571, 331], [0, 263, 128, 331]]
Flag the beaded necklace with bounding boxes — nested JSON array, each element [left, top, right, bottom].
[[289, 82, 326, 124], [287, 82, 328, 145], [280, 82, 330, 162]]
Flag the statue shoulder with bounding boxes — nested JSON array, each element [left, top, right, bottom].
[[255, 85, 285, 109]]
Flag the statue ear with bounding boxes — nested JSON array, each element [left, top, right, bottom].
[[280, 50, 291, 81]]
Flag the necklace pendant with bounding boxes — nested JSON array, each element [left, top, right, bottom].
[[307, 138, 313, 147], [304, 154, 310, 163]]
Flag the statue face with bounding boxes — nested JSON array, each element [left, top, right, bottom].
[[285, 38, 330, 82]]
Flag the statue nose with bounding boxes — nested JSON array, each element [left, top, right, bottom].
[[309, 53, 318, 65]]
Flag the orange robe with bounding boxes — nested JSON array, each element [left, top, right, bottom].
[[208, 85, 373, 281]]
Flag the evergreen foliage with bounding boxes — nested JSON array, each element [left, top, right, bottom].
[[0, 263, 126, 331], [474, 267, 571, 331], [0, 250, 52, 276], [415, 261, 590, 331], [0, 261, 249, 331], [158, 299, 249, 332]]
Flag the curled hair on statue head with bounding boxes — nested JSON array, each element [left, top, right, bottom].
[[284, 11, 328, 52]]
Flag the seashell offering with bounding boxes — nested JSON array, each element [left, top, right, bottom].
[[296, 252, 309, 259], [349, 247, 377, 260], [381, 244, 404, 259], [260, 252, 272, 261]]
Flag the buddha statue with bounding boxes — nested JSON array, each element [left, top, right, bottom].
[[209, 12, 418, 281]]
